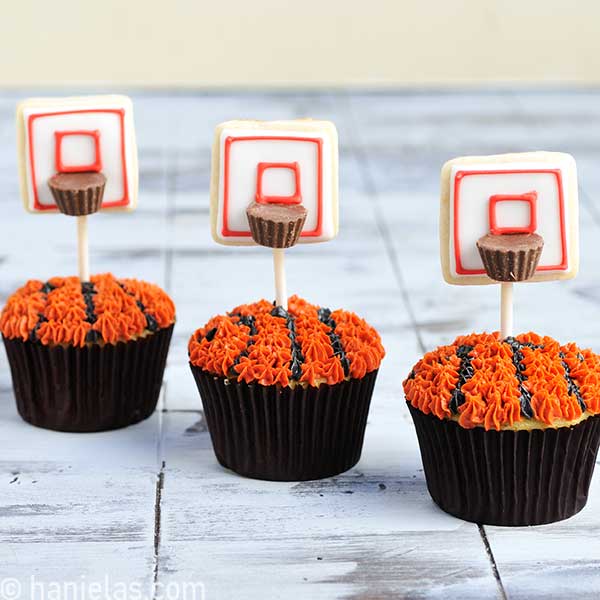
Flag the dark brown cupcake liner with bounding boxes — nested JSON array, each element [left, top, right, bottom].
[[407, 402, 600, 526], [3, 325, 173, 432], [190, 367, 378, 481]]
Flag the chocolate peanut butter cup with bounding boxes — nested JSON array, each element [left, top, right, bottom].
[[477, 232, 544, 282], [246, 202, 307, 248], [48, 171, 106, 216]]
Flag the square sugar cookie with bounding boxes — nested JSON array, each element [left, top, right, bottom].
[[17, 95, 138, 213], [210, 119, 339, 245], [440, 151, 579, 285]]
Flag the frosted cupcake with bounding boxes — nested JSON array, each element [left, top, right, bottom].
[[189, 295, 384, 481], [1, 273, 175, 431], [404, 332, 600, 526]]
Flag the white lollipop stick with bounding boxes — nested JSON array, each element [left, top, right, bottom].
[[77, 215, 90, 283], [273, 248, 287, 310], [500, 282, 513, 339]]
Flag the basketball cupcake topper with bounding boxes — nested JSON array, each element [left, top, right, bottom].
[[440, 151, 579, 337], [16, 95, 138, 282], [210, 119, 339, 309]]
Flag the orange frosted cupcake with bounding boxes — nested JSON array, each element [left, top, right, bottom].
[[404, 332, 600, 525], [1, 274, 175, 431], [189, 295, 384, 481]]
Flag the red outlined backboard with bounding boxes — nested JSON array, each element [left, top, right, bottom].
[[489, 191, 538, 235], [17, 96, 138, 213], [210, 120, 339, 245], [440, 152, 579, 285], [55, 130, 102, 173], [255, 162, 302, 205]]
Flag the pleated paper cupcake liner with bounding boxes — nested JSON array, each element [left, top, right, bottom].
[[247, 211, 306, 248], [190, 367, 378, 481], [407, 402, 600, 526], [50, 183, 106, 216], [478, 244, 543, 282], [3, 324, 173, 432]]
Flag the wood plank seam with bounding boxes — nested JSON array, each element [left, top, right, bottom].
[[343, 90, 510, 597], [479, 525, 509, 599], [153, 147, 175, 593], [153, 460, 166, 597]]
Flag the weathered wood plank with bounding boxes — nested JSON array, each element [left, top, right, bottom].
[[158, 411, 500, 599], [0, 391, 161, 595], [3, 90, 600, 598]]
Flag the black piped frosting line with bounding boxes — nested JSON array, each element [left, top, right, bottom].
[[203, 326, 217, 342], [449, 344, 474, 414], [29, 281, 54, 342], [40, 281, 56, 295], [118, 281, 159, 333], [237, 314, 258, 336], [227, 312, 257, 378], [560, 351, 587, 412], [271, 306, 304, 380], [504, 337, 542, 419], [82, 281, 102, 343], [317, 307, 350, 378]]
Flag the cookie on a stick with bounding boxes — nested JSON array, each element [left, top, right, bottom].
[[17, 95, 138, 281], [440, 152, 578, 337], [210, 119, 338, 309]]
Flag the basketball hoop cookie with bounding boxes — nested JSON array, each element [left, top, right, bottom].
[[209, 119, 338, 246], [440, 151, 579, 285], [17, 95, 138, 214]]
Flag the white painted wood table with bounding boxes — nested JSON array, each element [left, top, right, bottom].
[[0, 90, 600, 599]]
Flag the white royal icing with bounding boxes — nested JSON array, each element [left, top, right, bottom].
[[17, 95, 138, 213], [211, 120, 339, 245], [447, 155, 577, 282]]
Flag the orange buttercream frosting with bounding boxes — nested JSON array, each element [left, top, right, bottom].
[[188, 295, 385, 387], [0, 274, 175, 347], [403, 332, 600, 430]]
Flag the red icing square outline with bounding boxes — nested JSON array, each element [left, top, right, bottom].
[[453, 169, 567, 275], [222, 136, 323, 238], [489, 191, 538, 235], [255, 162, 302, 205], [55, 129, 102, 173], [27, 108, 129, 211]]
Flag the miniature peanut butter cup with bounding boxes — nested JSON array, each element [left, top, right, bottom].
[[477, 233, 544, 282], [246, 202, 307, 248], [48, 171, 106, 216]]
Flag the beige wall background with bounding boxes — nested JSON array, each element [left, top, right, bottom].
[[2, 0, 600, 88]]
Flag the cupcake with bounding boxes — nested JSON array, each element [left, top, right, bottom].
[[1, 273, 175, 432], [404, 332, 600, 526], [188, 295, 385, 481]]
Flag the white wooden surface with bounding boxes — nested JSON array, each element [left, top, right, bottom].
[[0, 90, 599, 598]]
